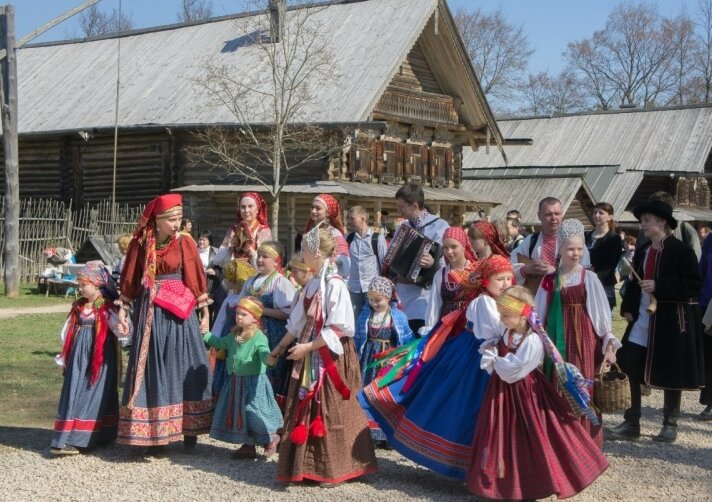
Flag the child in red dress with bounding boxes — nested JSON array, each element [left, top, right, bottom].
[[467, 285, 608, 500]]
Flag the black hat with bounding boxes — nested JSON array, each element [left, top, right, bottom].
[[632, 200, 677, 230]]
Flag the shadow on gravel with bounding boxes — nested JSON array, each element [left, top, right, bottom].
[[0, 426, 52, 452], [166, 442, 287, 490]]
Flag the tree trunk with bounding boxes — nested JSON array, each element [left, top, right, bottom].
[[271, 194, 280, 240], [1, 5, 19, 297]]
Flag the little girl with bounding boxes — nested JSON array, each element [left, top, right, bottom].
[[203, 296, 283, 459], [467, 285, 608, 500], [359, 255, 513, 479], [354, 277, 413, 441], [210, 258, 257, 399], [238, 241, 295, 403], [51, 262, 125, 455], [355, 277, 414, 385], [535, 219, 620, 446], [270, 223, 377, 485]]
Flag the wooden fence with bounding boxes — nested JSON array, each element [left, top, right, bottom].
[[0, 197, 143, 283]]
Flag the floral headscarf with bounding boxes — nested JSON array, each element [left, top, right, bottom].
[[443, 226, 477, 263], [471, 220, 509, 258], [305, 194, 346, 235]]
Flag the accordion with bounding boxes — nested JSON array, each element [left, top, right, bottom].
[[383, 224, 442, 288]]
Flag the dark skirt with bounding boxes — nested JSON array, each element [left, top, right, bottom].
[[359, 332, 489, 479], [210, 374, 282, 445], [466, 369, 608, 500], [52, 321, 119, 449], [701, 333, 712, 406], [277, 338, 377, 484], [118, 287, 214, 446], [261, 311, 291, 408]]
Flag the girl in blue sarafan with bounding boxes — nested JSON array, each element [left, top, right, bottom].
[[203, 296, 283, 459], [359, 255, 514, 479], [51, 262, 128, 455], [354, 276, 414, 441]]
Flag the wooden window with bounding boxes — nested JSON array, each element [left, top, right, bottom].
[[430, 146, 450, 187], [348, 138, 372, 181], [380, 141, 403, 184], [405, 144, 428, 183]]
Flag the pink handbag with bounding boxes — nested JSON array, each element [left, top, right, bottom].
[[154, 279, 196, 320]]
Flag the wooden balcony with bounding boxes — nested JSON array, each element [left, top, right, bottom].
[[373, 87, 459, 127]]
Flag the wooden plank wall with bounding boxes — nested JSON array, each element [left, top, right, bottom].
[[390, 42, 442, 94], [0, 138, 64, 198], [76, 133, 169, 206], [176, 131, 329, 189]]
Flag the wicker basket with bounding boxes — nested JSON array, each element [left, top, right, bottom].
[[593, 363, 631, 413]]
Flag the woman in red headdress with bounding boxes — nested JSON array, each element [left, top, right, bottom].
[[214, 192, 273, 269], [116, 193, 213, 452], [468, 220, 510, 260], [303, 194, 351, 278]]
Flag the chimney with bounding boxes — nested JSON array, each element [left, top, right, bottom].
[[269, 0, 285, 43]]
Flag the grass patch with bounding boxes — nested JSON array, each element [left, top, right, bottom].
[[0, 313, 67, 428], [0, 283, 74, 309]]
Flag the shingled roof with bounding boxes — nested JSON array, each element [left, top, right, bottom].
[[11, 0, 500, 143]]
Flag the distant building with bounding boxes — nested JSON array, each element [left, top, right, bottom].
[[461, 105, 712, 227]]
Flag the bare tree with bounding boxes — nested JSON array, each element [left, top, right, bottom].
[[187, 1, 340, 238], [519, 70, 588, 115], [661, 10, 697, 105], [454, 7, 533, 109], [565, 1, 682, 109], [177, 0, 213, 23], [75, 4, 133, 37], [693, 0, 712, 103]]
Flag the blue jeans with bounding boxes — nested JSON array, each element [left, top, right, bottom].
[[349, 291, 368, 325]]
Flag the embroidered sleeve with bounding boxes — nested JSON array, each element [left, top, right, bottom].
[[322, 278, 354, 354], [180, 237, 209, 302], [584, 270, 621, 354], [118, 239, 144, 301]]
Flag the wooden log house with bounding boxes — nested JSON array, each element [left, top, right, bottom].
[[1, 0, 506, 253]]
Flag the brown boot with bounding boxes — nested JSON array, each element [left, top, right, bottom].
[[231, 444, 257, 459]]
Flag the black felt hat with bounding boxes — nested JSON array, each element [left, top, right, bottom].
[[632, 200, 678, 230]]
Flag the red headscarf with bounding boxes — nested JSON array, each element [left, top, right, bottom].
[[471, 220, 509, 258], [234, 192, 269, 228], [443, 226, 477, 263], [479, 254, 514, 280], [132, 194, 183, 291], [305, 193, 346, 235]]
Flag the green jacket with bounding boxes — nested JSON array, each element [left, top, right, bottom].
[[203, 330, 271, 376]]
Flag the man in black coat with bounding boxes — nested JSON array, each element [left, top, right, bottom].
[[609, 201, 705, 443]]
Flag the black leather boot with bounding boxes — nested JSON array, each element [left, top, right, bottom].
[[698, 405, 712, 421], [183, 435, 198, 451], [653, 391, 680, 443], [606, 419, 640, 441]]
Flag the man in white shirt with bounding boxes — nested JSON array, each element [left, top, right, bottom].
[[389, 183, 449, 333], [346, 206, 387, 322], [511, 197, 590, 292]]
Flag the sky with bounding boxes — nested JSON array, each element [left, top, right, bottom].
[[11, 0, 703, 75]]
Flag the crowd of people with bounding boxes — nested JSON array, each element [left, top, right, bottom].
[[47, 184, 711, 500]]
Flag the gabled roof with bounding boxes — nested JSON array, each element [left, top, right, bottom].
[[460, 176, 591, 225], [463, 105, 712, 173], [10, 0, 499, 141]]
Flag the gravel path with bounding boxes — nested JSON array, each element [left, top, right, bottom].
[[0, 390, 709, 501]]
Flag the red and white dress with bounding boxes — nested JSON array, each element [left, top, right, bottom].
[[466, 330, 608, 500], [535, 267, 621, 446]]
